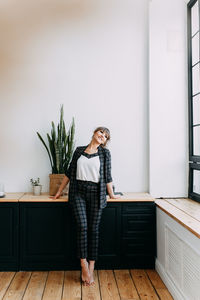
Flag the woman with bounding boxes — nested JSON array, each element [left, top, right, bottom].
[[53, 127, 119, 286]]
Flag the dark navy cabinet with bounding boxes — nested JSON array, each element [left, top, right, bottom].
[[0, 201, 156, 271], [19, 202, 72, 270], [0, 203, 19, 271], [120, 202, 156, 268]]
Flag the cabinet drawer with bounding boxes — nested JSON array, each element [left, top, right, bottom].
[[122, 238, 155, 255], [122, 203, 155, 215], [122, 215, 155, 236]]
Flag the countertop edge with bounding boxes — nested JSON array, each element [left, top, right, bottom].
[[1, 192, 155, 202]]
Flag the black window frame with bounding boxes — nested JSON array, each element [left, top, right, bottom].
[[188, 0, 200, 203]]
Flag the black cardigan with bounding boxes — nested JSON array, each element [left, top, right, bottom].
[[65, 145, 113, 209]]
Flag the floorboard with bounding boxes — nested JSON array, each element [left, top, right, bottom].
[[0, 272, 15, 300], [42, 271, 64, 300], [130, 269, 159, 300], [0, 270, 173, 300], [145, 270, 174, 300], [2, 272, 31, 300], [98, 270, 120, 300], [23, 272, 48, 300], [114, 269, 139, 300], [62, 271, 81, 300]]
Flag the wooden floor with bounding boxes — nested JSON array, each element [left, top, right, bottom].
[[0, 269, 174, 300]]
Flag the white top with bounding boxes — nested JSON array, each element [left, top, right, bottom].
[[76, 154, 100, 183]]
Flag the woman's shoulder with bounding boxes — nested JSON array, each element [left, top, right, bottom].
[[103, 147, 110, 153], [75, 145, 87, 152]]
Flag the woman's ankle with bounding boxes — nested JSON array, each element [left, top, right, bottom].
[[80, 258, 88, 267], [88, 260, 95, 271]]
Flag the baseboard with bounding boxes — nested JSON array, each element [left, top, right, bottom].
[[155, 259, 188, 300]]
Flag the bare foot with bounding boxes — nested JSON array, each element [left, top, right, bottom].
[[81, 261, 90, 286], [89, 273, 95, 286], [88, 262, 95, 286]]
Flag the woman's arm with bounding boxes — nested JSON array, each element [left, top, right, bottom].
[[52, 175, 70, 199], [106, 182, 120, 199], [104, 149, 120, 199]]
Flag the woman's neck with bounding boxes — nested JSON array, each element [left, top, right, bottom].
[[86, 141, 100, 152]]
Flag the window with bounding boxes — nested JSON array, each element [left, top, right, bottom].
[[188, 0, 200, 202]]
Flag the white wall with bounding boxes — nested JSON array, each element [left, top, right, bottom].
[[0, 0, 149, 193], [149, 0, 189, 198]]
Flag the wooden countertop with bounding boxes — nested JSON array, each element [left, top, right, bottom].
[[0, 192, 155, 202], [156, 198, 200, 239], [20, 192, 155, 202], [20, 193, 67, 202], [108, 192, 155, 202], [0, 193, 24, 202]]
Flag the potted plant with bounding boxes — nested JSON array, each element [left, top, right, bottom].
[[30, 178, 42, 196], [36, 105, 75, 196]]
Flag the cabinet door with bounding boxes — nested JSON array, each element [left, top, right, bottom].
[[19, 202, 71, 270], [0, 203, 19, 271], [121, 202, 156, 268], [96, 203, 121, 269]]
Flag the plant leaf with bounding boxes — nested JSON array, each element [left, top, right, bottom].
[[36, 132, 53, 170], [36, 107, 75, 174]]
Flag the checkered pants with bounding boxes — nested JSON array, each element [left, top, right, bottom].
[[71, 180, 103, 261]]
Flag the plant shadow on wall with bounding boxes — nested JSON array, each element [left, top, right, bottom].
[[37, 105, 75, 196], [0, 0, 95, 84]]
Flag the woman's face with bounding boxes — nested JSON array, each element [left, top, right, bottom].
[[93, 130, 108, 145]]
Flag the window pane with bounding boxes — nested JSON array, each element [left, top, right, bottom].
[[193, 169, 200, 194], [192, 32, 199, 65], [193, 95, 200, 125], [193, 125, 200, 155], [192, 63, 200, 95], [191, 1, 199, 36]]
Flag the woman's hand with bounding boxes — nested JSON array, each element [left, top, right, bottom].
[[106, 182, 121, 199], [109, 194, 121, 199], [50, 191, 62, 199]]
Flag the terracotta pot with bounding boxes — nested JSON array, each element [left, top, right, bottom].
[[49, 174, 66, 196]]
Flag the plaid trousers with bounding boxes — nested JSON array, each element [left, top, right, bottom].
[[71, 180, 103, 261]]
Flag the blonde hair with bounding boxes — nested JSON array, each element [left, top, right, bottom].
[[93, 127, 111, 147]]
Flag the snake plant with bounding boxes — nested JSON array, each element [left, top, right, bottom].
[[37, 105, 75, 174]]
